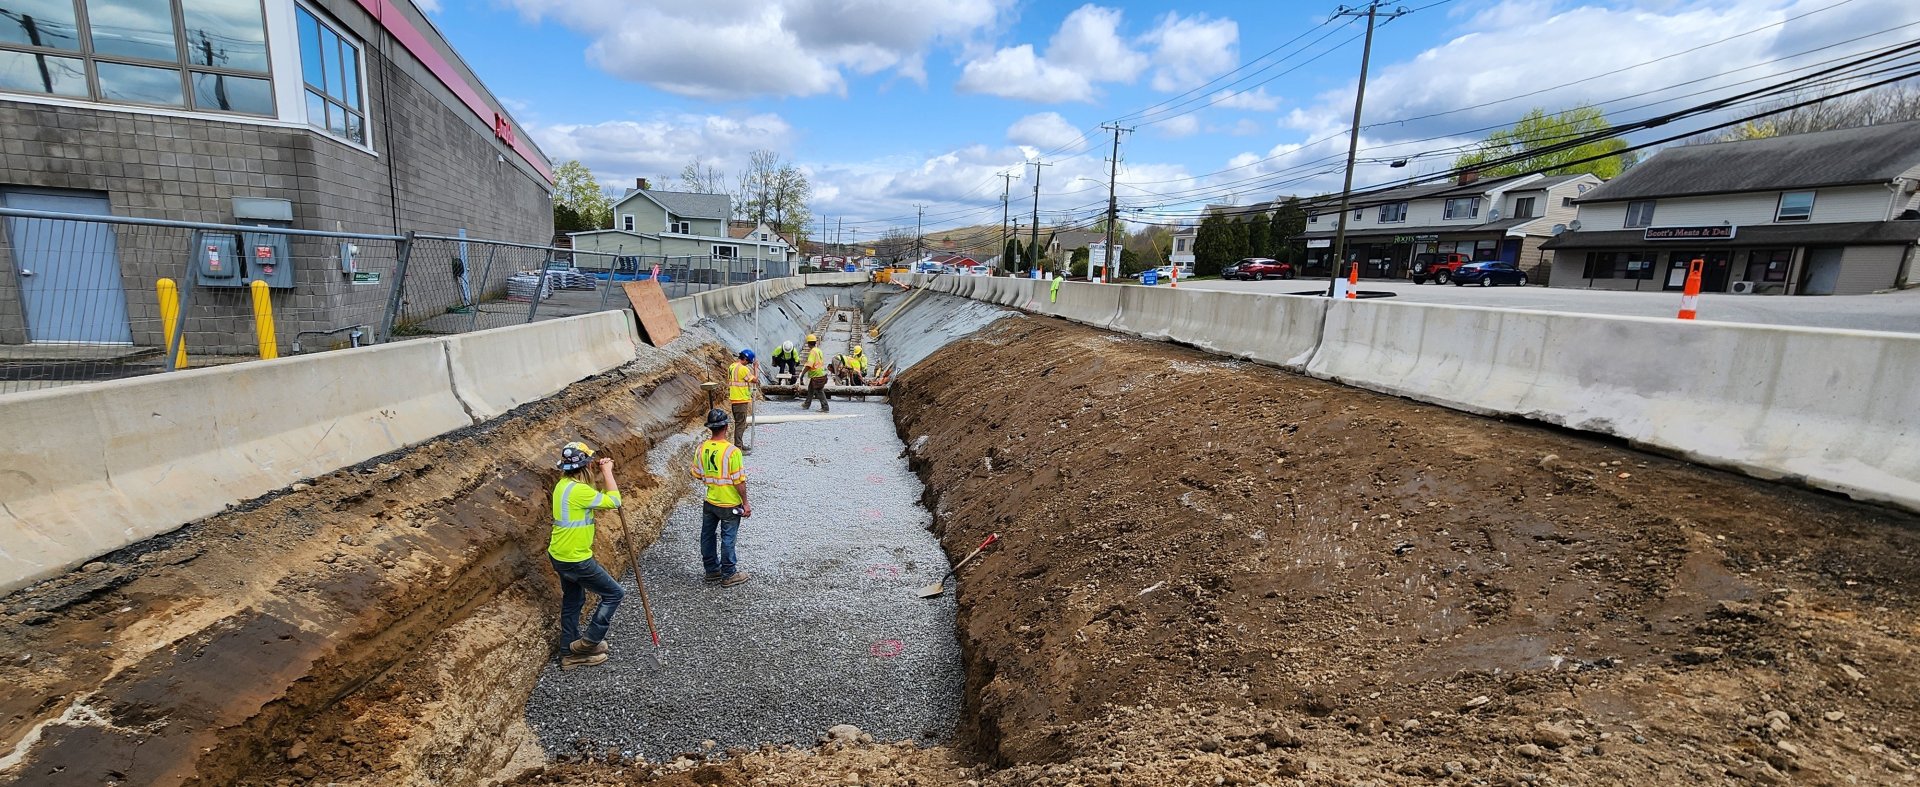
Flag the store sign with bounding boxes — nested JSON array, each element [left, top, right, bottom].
[[1306, 239, 1332, 248], [1390, 234, 1440, 244], [1644, 225, 1736, 241]]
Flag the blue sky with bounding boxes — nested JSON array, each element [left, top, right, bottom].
[[422, 0, 1920, 236]]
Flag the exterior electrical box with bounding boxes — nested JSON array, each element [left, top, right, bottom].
[[242, 231, 293, 288], [194, 231, 241, 287]]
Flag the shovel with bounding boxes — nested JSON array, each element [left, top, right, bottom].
[[621, 522, 665, 667], [918, 533, 999, 598]]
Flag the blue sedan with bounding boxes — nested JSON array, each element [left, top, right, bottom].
[[1451, 261, 1529, 287]]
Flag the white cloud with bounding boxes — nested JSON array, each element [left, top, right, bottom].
[[1006, 112, 1085, 150], [413, 0, 441, 12], [957, 46, 1098, 102], [1142, 12, 1237, 92], [505, 0, 1006, 99], [1158, 115, 1202, 138], [957, 4, 1146, 102], [1211, 88, 1280, 112], [530, 113, 793, 191]]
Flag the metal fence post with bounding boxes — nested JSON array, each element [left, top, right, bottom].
[[524, 251, 548, 323], [381, 231, 417, 342], [466, 243, 497, 333]]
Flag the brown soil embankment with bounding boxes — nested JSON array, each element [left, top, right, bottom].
[[888, 316, 1920, 785], [0, 342, 730, 787]]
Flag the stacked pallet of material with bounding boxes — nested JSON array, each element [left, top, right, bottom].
[[506, 272, 551, 302]]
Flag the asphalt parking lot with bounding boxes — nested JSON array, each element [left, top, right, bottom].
[[1173, 277, 1920, 334]]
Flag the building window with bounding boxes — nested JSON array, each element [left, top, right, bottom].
[[712, 244, 738, 258], [1583, 251, 1657, 279], [759, 232, 768, 241], [1561, 196, 1575, 207], [621, 215, 633, 231], [1473, 239, 1498, 261], [1175, 238, 1188, 252], [1745, 249, 1793, 283], [296, 5, 366, 143], [1625, 200, 1657, 228], [670, 220, 691, 234], [1443, 197, 1480, 220], [1378, 202, 1407, 223], [1513, 196, 1536, 219], [1776, 191, 1815, 222], [1308, 214, 1319, 224], [0, 0, 274, 114]]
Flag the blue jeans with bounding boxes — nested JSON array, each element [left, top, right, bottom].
[[701, 502, 742, 577], [551, 556, 624, 644]]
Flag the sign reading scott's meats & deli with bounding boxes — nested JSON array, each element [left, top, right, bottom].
[[1644, 225, 1737, 241]]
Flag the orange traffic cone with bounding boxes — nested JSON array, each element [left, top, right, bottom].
[[1346, 262, 1360, 299], [1677, 258, 1704, 319]]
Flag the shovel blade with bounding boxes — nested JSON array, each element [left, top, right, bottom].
[[916, 581, 947, 598]]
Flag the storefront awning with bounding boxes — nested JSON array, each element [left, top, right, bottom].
[[1542, 221, 1920, 250]]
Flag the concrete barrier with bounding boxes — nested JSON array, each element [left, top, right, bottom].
[[0, 340, 473, 593], [446, 310, 641, 420], [907, 273, 1920, 512], [1305, 299, 1920, 512]]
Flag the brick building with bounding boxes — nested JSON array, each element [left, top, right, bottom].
[[0, 0, 552, 354]]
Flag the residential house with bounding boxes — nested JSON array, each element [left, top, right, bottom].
[[1541, 121, 1920, 295], [569, 180, 794, 274], [1170, 225, 1197, 266], [1299, 173, 1604, 279]]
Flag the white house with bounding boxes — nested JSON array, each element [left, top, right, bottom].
[[1299, 173, 1603, 278]]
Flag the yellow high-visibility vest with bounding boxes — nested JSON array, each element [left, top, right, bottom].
[[690, 439, 744, 507], [804, 346, 827, 378], [728, 361, 754, 403]]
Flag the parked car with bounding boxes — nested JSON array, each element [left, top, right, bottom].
[[1450, 261, 1529, 287], [1410, 252, 1471, 285], [1221, 258, 1294, 281]]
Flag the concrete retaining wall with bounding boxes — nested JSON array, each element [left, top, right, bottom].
[[901, 274, 1920, 513], [0, 309, 645, 594], [668, 273, 868, 324]]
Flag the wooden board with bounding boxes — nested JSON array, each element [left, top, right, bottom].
[[622, 280, 681, 347]]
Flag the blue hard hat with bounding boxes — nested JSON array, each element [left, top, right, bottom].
[[738, 348, 756, 362], [706, 409, 731, 430]]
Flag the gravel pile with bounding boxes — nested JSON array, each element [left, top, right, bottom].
[[524, 399, 964, 762]]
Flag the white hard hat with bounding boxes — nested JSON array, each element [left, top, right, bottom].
[[782, 340, 794, 349]]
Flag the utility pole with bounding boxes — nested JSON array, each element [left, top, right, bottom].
[[1328, 1, 1405, 296], [998, 172, 1017, 273], [914, 204, 925, 265], [1028, 160, 1050, 274], [1100, 123, 1133, 282]]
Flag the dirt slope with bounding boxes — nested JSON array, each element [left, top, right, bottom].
[[889, 316, 1920, 786], [0, 338, 731, 787]]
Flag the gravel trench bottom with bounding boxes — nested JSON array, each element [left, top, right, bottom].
[[524, 399, 964, 762]]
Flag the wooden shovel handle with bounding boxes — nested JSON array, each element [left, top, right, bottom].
[[949, 532, 999, 574]]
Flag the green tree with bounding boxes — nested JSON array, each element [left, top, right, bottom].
[[1452, 105, 1632, 180], [1193, 213, 1228, 276], [1271, 197, 1309, 263], [1246, 212, 1272, 259], [1225, 217, 1250, 262], [552, 160, 612, 229]]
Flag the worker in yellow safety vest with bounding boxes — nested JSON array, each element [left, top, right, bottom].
[[548, 441, 624, 669], [728, 348, 760, 453], [801, 333, 829, 413], [689, 409, 751, 586], [770, 340, 801, 382], [836, 345, 868, 385]]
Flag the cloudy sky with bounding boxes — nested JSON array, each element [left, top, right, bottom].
[[425, 0, 1920, 237]]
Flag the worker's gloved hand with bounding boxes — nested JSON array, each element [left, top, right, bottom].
[[740, 503, 753, 518]]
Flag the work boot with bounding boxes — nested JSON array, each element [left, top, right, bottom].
[[569, 638, 608, 656], [560, 652, 609, 670], [704, 570, 723, 583], [721, 571, 752, 587]]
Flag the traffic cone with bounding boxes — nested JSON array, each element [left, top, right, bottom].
[[1346, 262, 1360, 299], [1677, 258, 1703, 320]]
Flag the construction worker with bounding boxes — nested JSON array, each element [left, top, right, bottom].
[[770, 340, 800, 383], [801, 333, 829, 413], [690, 409, 751, 586], [728, 349, 758, 452], [549, 442, 624, 669], [836, 345, 868, 386]]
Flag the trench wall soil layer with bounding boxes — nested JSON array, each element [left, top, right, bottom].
[[0, 275, 867, 595], [900, 273, 1920, 514]]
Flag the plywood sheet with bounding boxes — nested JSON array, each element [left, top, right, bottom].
[[622, 280, 681, 347]]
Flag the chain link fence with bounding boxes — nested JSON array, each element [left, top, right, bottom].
[[0, 207, 800, 395]]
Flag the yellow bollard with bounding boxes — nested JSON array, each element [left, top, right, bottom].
[[249, 280, 278, 360], [156, 278, 188, 368]]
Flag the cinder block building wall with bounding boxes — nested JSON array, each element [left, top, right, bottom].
[[0, 0, 553, 354]]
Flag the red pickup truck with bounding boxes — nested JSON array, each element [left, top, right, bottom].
[[1410, 252, 1471, 285]]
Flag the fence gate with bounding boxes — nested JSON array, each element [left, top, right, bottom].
[[3, 190, 132, 344]]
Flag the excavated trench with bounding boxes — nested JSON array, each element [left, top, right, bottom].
[[3, 283, 1918, 787]]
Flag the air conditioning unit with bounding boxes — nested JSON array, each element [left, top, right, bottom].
[[1730, 281, 1757, 294]]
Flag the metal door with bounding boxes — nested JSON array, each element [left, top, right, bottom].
[[4, 191, 131, 343]]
